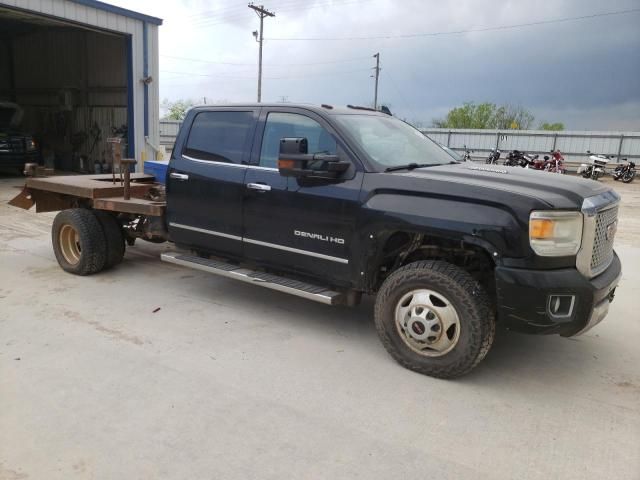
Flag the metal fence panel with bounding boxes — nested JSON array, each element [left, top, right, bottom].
[[420, 128, 640, 166]]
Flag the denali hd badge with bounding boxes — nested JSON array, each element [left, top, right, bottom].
[[295, 230, 345, 245], [467, 166, 508, 174]]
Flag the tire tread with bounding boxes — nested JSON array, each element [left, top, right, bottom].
[[52, 209, 107, 275], [94, 210, 125, 269], [374, 260, 495, 379]]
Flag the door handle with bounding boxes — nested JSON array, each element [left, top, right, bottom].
[[246, 182, 271, 192], [170, 172, 189, 181]]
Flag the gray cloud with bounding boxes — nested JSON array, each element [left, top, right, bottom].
[[115, 0, 640, 129]]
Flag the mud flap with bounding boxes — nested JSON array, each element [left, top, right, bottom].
[[8, 187, 35, 210]]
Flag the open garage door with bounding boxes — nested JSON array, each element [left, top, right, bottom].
[[0, 6, 131, 174]]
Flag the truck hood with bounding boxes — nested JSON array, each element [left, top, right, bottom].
[[395, 162, 610, 209]]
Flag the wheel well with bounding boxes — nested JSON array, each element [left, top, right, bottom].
[[375, 232, 496, 297]]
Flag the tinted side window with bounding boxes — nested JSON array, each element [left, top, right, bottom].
[[184, 111, 253, 164], [259, 112, 337, 168]]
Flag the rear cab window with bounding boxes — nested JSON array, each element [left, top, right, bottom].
[[183, 110, 255, 164]]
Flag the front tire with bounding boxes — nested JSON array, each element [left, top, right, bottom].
[[52, 209, 107, 275], [374, 260, 495, 379]]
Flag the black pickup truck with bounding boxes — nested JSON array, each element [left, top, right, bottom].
[[0, 102, 38, 173], [11, 104, 622, 379]]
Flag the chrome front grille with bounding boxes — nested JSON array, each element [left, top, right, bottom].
[[590, 206, 618, 276], [577, 190, 620, 278]]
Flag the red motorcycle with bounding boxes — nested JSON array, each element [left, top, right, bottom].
[[527, 155, 546, 170], [528, 150, 566, 173], [545, 150, 566, 174]]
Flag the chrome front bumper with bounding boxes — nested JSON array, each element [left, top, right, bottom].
[[574, 269, 622, 336]]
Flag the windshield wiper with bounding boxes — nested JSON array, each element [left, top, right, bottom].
[[384, 163, 432, 172]]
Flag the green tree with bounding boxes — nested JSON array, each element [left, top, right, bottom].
[[161, 98, 195, 121], [433, 102, 497, 129], [539, 122, 565, 131], [433, 102, 538, 130], [493, 104, 535, 130]]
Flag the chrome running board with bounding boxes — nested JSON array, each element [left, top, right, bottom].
[[161, 252, 345, 305]]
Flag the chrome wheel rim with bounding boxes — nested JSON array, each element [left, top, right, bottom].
[[59, 224, 81, 265], [395, 289, 461, 357]]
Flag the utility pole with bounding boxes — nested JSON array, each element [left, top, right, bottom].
[[249, 3, 275, 103], [372, 52, 380, 110]]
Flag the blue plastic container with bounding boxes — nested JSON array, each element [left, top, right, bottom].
[[144, 160, 169, 184]]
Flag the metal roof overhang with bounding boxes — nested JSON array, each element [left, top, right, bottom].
[[68, 0, 162, 25]]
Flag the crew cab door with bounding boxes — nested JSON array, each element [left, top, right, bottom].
[[242, 109, 363, 286], [166, 108, 258, 257]]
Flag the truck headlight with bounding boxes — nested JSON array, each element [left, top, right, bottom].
[[529, 211, 583, 256]]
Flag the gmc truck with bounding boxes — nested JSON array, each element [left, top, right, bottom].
[[10, 104, 622, 378], [0, 102, 39, 173]]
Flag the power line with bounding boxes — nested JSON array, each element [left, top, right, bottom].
[[159, 53, 372, 67], [265, 8, 640, 41], [273, 0, 371, 14], [190, 0, 372, 28], [384, 70, 419, 123], [160, 70, 257, 79], [161, 67, 371, 81], [161, 55, 254, 66], [186, 3, 249, 20]]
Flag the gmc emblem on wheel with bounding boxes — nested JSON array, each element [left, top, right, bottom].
[[606, 221, 618, 241], [294, 230, 345, 245]]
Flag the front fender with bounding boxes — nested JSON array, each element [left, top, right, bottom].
[[353, 193, 527, 290], [362, 192, 526, 254]]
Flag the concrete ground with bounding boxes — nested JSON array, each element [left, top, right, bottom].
[[0, 172, 639, 480]]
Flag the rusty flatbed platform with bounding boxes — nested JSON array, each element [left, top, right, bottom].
[[25, 173, 156, 199], [11, 173, 167, 217], [93, 196, 165, 216]]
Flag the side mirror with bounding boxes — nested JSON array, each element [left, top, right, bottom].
[[278, 137, 349, 180]]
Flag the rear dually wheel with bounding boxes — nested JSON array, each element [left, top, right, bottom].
[[52, 209, 107, 275]]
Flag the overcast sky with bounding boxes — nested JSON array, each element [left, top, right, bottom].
[[111, 0, 640, 130]]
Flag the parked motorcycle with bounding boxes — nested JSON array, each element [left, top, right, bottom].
[[522, 153, 539, 168], [485, 149, 501, 164], [462, 145, 473, 162], [545, 150, 566, 174], [613, 159, 636, 183], [578, 151, 611, 181], [504, 150, 526, 167], [528, 155, 547, 170]]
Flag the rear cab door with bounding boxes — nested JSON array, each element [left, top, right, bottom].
[[166, 107, 259, 258]]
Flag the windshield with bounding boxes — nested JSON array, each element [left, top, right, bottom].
[[0, 103, 21, 130], [439, 143, 463, 161], [0, 108, 16, 130], [334, 114, 455, 171]]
